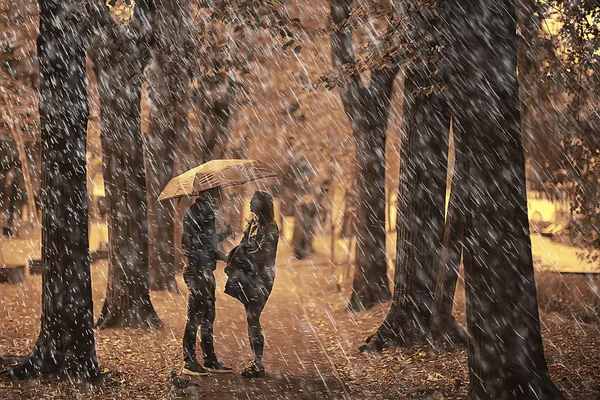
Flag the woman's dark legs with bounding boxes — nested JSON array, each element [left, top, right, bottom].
[[246, 299, 267, 365], [244, 277, 273, 368]]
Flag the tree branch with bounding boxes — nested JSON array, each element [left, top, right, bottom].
[[329, 0, 367, 114]]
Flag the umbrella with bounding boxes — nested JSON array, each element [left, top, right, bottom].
[[158, 159, 278, 201]]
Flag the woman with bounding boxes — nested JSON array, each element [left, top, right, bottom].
[[239, 191, 278, 378]]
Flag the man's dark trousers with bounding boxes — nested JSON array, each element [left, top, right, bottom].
[[183, 265, 218, 365]]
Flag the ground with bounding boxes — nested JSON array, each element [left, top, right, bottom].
[[302, 258, 600, 399], [1, 236, 599, 399]]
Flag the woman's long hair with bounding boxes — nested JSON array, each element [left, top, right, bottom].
[[252, 191, 274, 225]]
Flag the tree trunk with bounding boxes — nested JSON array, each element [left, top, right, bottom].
[[449, 0, 563, 398], [86, 0, 161, 329], [8, 0, 99, 381], [362, 65, 450, 348], [94, 62, 161, 329], [145, 0, 192, 292], [329, 0, 397, 311], [196, 95, 233, 162], [347, 113, 391, 310], [292, 201, 317, 260], [429, 125, 467, 350], [146, 52, 180, 293]]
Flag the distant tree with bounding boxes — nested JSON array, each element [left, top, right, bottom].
[[88, 0, 161, 328], [7, 0, 99, 380], [328, 0, 399, 310], [146, 0, 243, 290], [544, 1, 600, 248], [517, 0, 553, 183], [190, 81, 239, 163], [183, 2, 298, 166], [0, 1, 41, 224], [446, 0, 563, 397]]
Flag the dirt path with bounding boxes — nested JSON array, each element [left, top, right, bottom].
[[0, 243, 346, 399], [2, 237, 598, 399], [172, 254, 347, 400], [294, 256, 600, 400]]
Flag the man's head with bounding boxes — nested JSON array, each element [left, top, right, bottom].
[[196, 188, 220, 204]]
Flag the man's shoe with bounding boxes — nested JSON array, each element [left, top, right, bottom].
[[204, 359, 233, 374], [182, 361, 210, 376], [241, 361, 265, 378]]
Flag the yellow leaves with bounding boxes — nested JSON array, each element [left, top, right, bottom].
[[106, 0, 135, 24], [426, 372, 444, 381]]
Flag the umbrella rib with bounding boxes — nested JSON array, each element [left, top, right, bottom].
[[158, 160, 278, 201]]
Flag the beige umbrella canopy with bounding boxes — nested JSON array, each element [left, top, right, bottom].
[[158, 159, 278, 201]]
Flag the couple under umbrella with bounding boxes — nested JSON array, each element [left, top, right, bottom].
[[159, 160, 279, 378]]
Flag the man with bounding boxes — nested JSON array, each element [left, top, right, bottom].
[[182, 188, 232, 375]]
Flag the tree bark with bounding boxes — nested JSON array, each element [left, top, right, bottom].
[[448, 0, 563, 398], [360, 0, 451, 349], [146, 54, 182, 293], [348, 104, 392, 311], [363, 66, 450, 349], [196, 94, 234, 163], [330, 0, 397, 311], [429, 125, 467, 350], [92, 1, 161, 328], [422, 0, 547, 353], [145, 0, 192, 292], [95, 68, 161, 329], [8, 0, 99, 380]]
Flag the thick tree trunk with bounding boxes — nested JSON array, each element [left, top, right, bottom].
[[146, 52, 180, 293], [347, 115, 391, 310], [145, 0, 192, 292], [516, 0, 539, 141], [362, 66, 450, 348], [448, 1, 563, 398], [329, 0, 397, 311], [8, 0, 99, 380], [94, 66, 161, 329], [87, 0, 161, 328]]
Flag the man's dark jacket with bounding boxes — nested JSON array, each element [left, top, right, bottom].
[[182, 199, 227, 273]]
